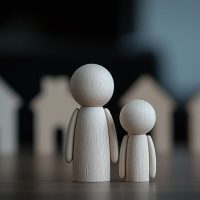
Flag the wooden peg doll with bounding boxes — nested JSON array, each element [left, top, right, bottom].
[[119, 99, 156, 182], [65, 64, 118, 182]]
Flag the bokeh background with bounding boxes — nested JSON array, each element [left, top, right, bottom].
[[1, 0, 200, 154]]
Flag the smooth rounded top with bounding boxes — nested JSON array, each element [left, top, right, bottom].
[[70, 64, 114, 106], [119, 99, 156, 135]]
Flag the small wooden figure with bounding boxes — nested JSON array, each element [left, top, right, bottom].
[[119, 75, 175, 154], [119, 99, 156, 182], [65, 64, 119, 182]]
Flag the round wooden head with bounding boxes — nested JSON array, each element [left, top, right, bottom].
[[70, 64, 114, 106], [119, 99, 156, 135]]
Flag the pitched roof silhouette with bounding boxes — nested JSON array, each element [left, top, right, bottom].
[[31, 76, 78, 111], [0, 76, 22, 108], [119, 74, 175, 110]]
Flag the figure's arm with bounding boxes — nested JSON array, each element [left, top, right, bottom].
[[147, 135, 156, 178], [119, 135, 128, 179], [65, 108, 79, 163], [104, 108, 119, 163]]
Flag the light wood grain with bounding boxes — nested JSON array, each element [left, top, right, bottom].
[[119, 135, 128, 178], [104, 108, 119, 163], [147, 135, 156, 178], [70, 64, 114, 107], [119, 99, 156, 135], [126, 135, 149, 182], [67, 64, 116, 182], [119, 100, 156, 182], [73, 107, 111, 182], [65, 108, 79, 163]]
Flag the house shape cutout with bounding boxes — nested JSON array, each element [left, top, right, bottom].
[[187, 92, 200, 154], [0, 77, 22, 155], [31, 76, 79, 156], [119, 74, 175, 154]]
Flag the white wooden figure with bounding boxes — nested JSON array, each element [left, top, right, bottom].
[[119, 99, 156, 182], [31, 76, 79, 156], [119, 75, 175, 154], [187, 92, 200, 154], [65, 64, 119, 182], [0, 77, 22, 155]]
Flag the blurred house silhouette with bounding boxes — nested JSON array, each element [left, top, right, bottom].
[[119, 74, 175, 154], [0, 77, 22, 154], [31, 76, 79, 156], [187, 92, 200, 154]]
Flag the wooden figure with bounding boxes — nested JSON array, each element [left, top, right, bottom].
[[65, 64, 119, 182], [31, 76, 79, 156], [119, 99, 156, 182], [119, 75, 175, 154], [0, 77, 22, 155], [187, 92, 200, 154]]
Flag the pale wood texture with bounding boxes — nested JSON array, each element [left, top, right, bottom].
[[119, 100, 156, 182], [104, 108, 119, 163], [0, 77, 22, 155], [65, 108, 79, 163], [126, 135, 149, 182], [73, 107, 110, 182], [119, 99, 156, 135], [70, 64, 114, 107], [187, 93, 200, 154], [119, 75, 175, 154], [119, 135, 128, 178], [30, 76, 79, 155], [147, 135, 156, 178], [68, 64, 116, 182]]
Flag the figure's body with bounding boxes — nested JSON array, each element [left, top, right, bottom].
[[73, 107, 110, 182], [119, 100, 156, 182], [65, 64, 118, 182], [126, 135, 149, 182]]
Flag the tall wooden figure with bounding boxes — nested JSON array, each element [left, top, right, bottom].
[[65, 64, 119, 182], [119, 100, 156, 182]]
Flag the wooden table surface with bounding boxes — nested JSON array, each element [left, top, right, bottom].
[[0, 146, 200, 200]]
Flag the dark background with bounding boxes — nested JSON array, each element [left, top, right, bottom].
[[0, 1, 187, 153]]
